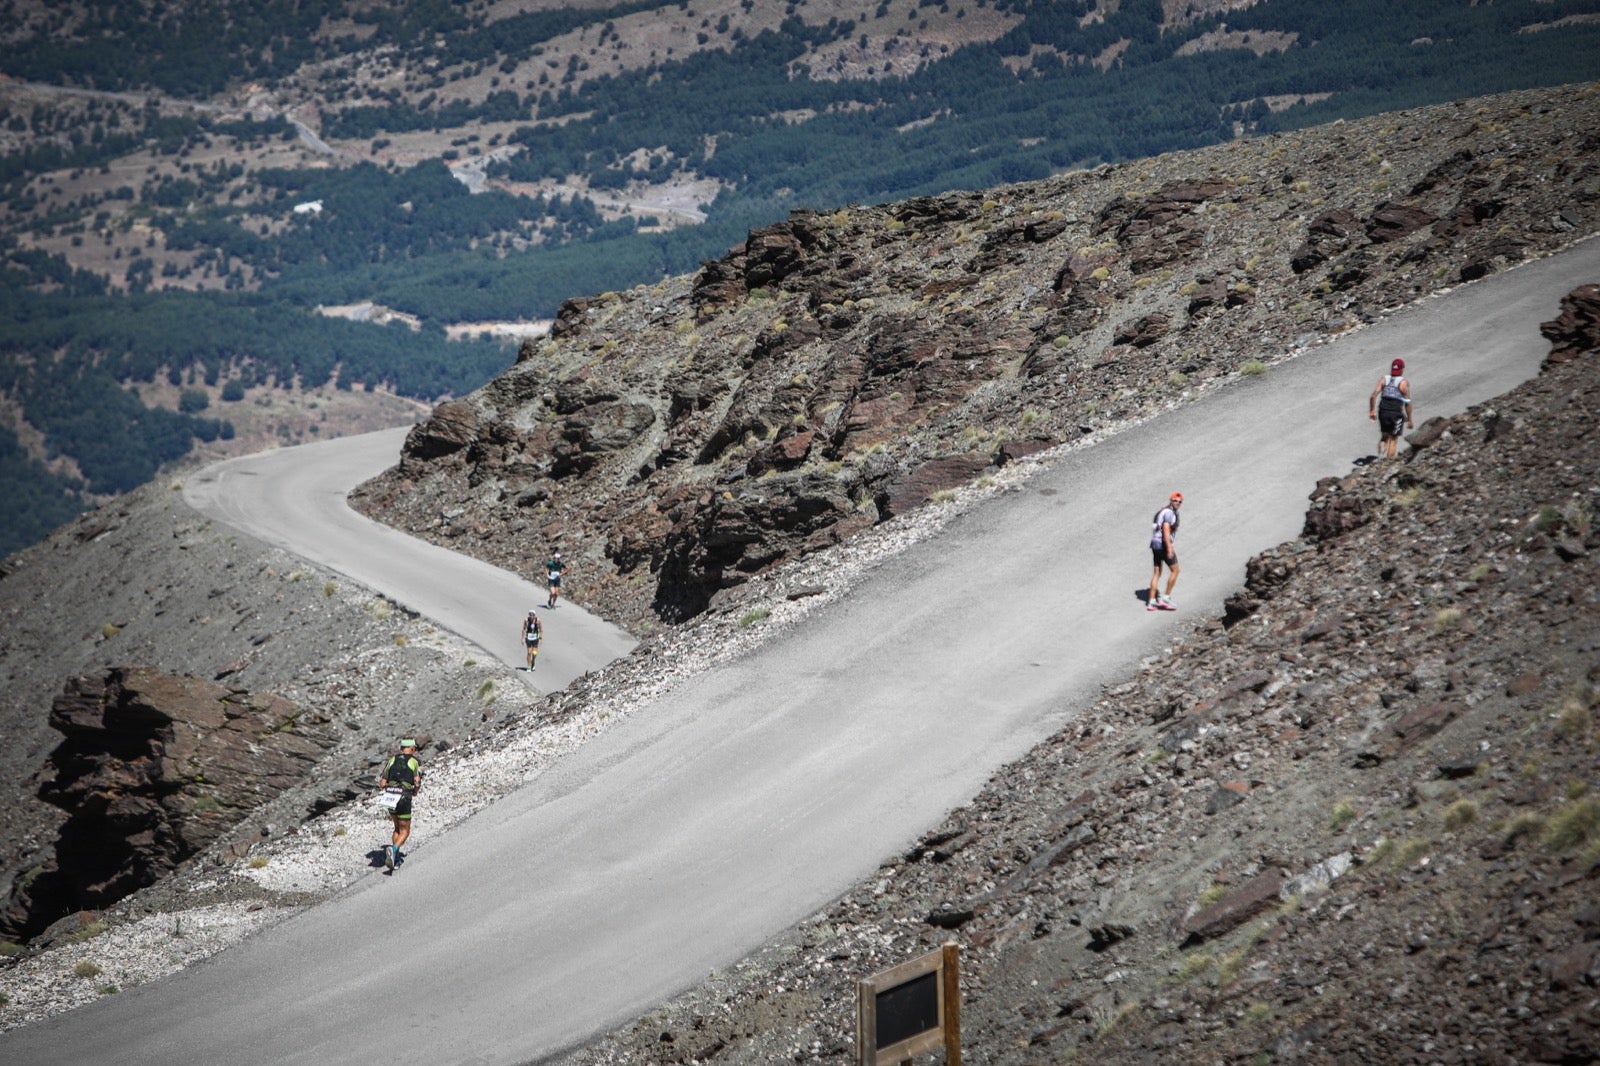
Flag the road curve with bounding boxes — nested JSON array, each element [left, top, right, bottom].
[[179, 427, 637, 691], [4, 238, 1596, 1066]]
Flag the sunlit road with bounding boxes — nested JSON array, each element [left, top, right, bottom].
[[4, 238, 1596, 1066], [180, 427, 637, 690]]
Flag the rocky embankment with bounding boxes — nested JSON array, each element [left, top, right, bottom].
[[355, 82, 1600, 636], [556, 289, 1600, 1065]]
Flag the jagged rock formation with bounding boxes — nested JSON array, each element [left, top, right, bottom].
[[352, 83, 1600, 634], [0, 667, 333, 942], [1542, 281, 1600, 365]]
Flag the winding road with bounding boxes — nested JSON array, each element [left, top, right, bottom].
[[179, 429, 637, 691], [4, 238, 1596, 1066]]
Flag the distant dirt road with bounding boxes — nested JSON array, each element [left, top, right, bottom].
[[5, 238, 1596, 1066]]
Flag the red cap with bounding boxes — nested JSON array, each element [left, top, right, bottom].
[[1170, 491, 1184, 502], [1390, 358, 1405, 374]]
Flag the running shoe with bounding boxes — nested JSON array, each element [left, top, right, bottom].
[[384, 845, 395, 870]]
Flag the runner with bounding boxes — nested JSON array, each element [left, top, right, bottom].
[[1368, 357, 1414, 460], [376, 737, 423, 871], [545, 551, 566, 609], [1147, 492, 1183, 612], [521, 608, 542, 670]]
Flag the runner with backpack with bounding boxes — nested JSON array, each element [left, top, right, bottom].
[[1147, 492, 1183, 612], [1368, 357, 1414, 460], [377, 738, 423, 871], [545, 551, 566, 608]]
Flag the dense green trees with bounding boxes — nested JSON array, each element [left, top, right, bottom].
[[0, 425, 84, 560], [1, 277, 515, 401], [0, 0, 350, 97]]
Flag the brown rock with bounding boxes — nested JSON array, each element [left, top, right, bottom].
[[402, 399, 479, 462], [1505, 672, 1542, 697], [1303, 493, 1372, 542], [1186, 277, 1228, 315], [879, 454, 995, 520], [1386, 701, 1461, 754], [1290, 208, 1362, 274], [1113, 312, 1171, 348], [548, 295, 595, 339], [746, 430, 815, 476], [997, 437, 1058, 465], [2, 667, 333, 943], [1365, 202, 1436, 243], [1548, 943, 1599, 990], [691, 253, 747, 321], [1180, 868, 1287, 944], [1405, 416, 1451, 451], [1539, 284, 1600, 366]]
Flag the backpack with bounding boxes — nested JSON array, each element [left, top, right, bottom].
[[385, 753, 419, 792], [1150, 506, 1179, 548]]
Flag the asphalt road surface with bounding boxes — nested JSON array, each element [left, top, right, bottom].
[[180, 428, 638, 691], [6, 238, 1596, 1066]]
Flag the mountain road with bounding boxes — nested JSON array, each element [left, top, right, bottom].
[[4, 237, 1596, 1065]]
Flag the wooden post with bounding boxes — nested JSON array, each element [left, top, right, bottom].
[[942, 942, 961, 1066]]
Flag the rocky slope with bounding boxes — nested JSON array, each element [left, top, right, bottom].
[[354, 82, 1600, 635]]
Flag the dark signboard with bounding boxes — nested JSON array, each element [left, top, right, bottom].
[[875, 971, 939, 1050], [856, 943, 960, 1065]]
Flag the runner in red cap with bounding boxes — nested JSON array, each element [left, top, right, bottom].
[[1369, 358, 1414, 460], [1147, 492, 1183, 611]]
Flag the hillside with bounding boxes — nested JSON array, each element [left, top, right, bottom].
[[353, 81, 1600, 635], [5, 0, 1600, 560], [0, 80, 1596, 1060]]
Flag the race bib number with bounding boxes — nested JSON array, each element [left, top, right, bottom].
[[377, 789, 403, 811]]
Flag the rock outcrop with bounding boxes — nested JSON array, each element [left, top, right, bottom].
[[0, 667, 334, 942], [1541, 282, 1600, 365]]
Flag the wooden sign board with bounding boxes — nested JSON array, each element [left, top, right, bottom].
[[856, 943, 960, 1065]]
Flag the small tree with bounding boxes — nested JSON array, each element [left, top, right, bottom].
[[178, 388, 210, 413]]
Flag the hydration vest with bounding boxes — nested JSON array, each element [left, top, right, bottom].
[[385, 753, 419, 792], [1150, 506, 1179, 549]]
